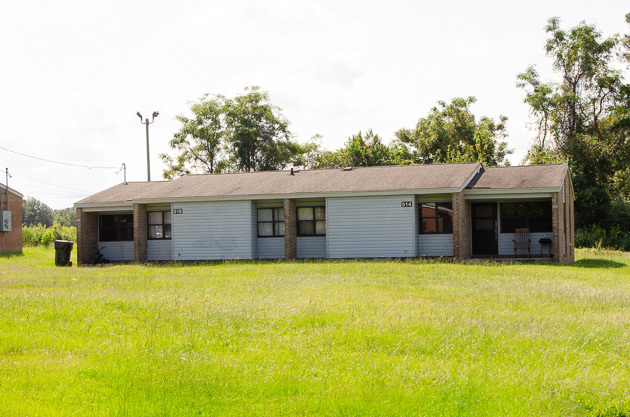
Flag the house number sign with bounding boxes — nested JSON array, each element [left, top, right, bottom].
[[173, 208, 184, 214], [401, 201, 413, 208]]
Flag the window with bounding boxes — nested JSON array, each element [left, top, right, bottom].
[[148, 211, 172, 239], [500, 202, 552, 233], [298, 206, 326, 236], [99, 214, 133, 242], [419, 202, 453, 234], [258, 208, 284, 237]]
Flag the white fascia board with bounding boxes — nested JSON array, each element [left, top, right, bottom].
[[2, 186, 23, 198], [463, 188, 556, 200], [76, 204, 134, 212], [129, 188, 462, 205], [458, 163, 483, 192]]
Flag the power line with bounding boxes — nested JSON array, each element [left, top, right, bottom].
[[12, 171, 94, 194], [0, 121, 137, 132], [0, 145, 120, 169]]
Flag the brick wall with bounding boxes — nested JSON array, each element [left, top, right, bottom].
[[452, 192, 471, 259], [551, 173, 575, 263], [551, 174, 575, 263], [133, 204, 147, 263], [284, 198, 297, 260], [0, 190, 23, 253], [566, 174, 575, 262], [77, 208, 98, 265]]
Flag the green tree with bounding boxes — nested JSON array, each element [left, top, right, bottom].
[[517, 16, 630, 229], [223, 87, 294, 172], [53, 208, 77, 227], [309, 130, 396, 169], [161, 87, 307, 177], [22, 197, 54, 227], [160, 94, 227, 179], [394, 97, 511, 166]]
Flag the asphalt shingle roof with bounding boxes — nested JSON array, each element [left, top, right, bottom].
[[76, 163, 482, 205], [468, 164, 568, 189], [76, 163, 570, 206]]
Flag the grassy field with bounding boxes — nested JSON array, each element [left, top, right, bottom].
[[1, 248, 629, 416]]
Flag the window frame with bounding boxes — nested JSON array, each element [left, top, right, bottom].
[[148, 211, 172, 240], [297, 206, 326, 237], [257, 207, 285, 238], [419, 202, 453, 234], [98, 214, 134, 242]]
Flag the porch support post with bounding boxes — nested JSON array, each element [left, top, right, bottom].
[[133, 203, 148, 263], [452, 192, 471, 260], [284, 198, 297, 260], [76, 208, 99, 265], [551, 191, 563, 263]]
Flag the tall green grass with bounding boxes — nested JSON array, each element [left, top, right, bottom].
[[1, 248, 629, 416]]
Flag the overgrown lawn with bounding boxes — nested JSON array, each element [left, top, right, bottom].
[[1, 248, 629, 416]]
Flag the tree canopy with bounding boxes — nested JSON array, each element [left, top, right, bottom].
[[161, 87, 310, 178], [517, 16, 630, 228], [21, 198, 76, 228], [308, 130, 396, 169], [394, 97, 512, 166], [22, 197, 54, 228]]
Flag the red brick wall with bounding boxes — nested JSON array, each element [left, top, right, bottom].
[[284, 199, 297, 260], [133, 204, 147, 263], [552, 174, 575, 263], [0, 190, 23, 253], [77, 208, 99, 265], [452, 192, 471, 259]]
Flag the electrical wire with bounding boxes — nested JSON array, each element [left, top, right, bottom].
[[0, 145, 120, 169], [11, 172, 94, 194], [0, 121, 137, 132]]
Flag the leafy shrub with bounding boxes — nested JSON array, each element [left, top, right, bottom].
[[576, 225, 630, 252], [40, 230, 55, 247], [22, 224, 77, 247]]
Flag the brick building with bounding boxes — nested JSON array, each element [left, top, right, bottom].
[[0, 186, 23, 253], [75, 163, 575, 264]]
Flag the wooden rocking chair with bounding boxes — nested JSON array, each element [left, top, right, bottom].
[[513, 228, 531, 258]]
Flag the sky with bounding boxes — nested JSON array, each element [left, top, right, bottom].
[[1, 0, 628, 209]]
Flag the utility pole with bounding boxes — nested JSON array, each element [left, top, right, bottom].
[[3, 168, 9, 211], [136, 111, 159, 181]]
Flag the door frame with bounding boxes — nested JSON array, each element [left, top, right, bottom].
[[471, 203, 498, 255]]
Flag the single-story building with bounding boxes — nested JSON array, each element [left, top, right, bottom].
[[74, 163, 575, 264], [0, 186, 23, 253]]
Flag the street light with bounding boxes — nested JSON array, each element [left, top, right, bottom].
[[137, 111, 159, 181]]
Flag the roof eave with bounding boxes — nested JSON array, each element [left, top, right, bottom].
[[83, 188, 464, 206], [2, 186, 23, 199]]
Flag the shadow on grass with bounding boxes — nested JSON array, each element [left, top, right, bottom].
[[0, 251, 24, 259], [571, 258, 626, 268]]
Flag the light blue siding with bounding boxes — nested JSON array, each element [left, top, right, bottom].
[[326, 195, 416, 258], [148, 240, 172, 261], [498, 232, 552, 256], [297, 236, 326, 258], [418, 234, 453, 256], [251, 203, 258, 259], [257, 238, 284, 259], [172, 201, 253, 260], [98, 242, 134, 261]]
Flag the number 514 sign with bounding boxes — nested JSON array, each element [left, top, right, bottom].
[[401, 201, 412, 208]]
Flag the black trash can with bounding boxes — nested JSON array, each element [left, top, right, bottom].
[[54, 240, 74, 267]]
